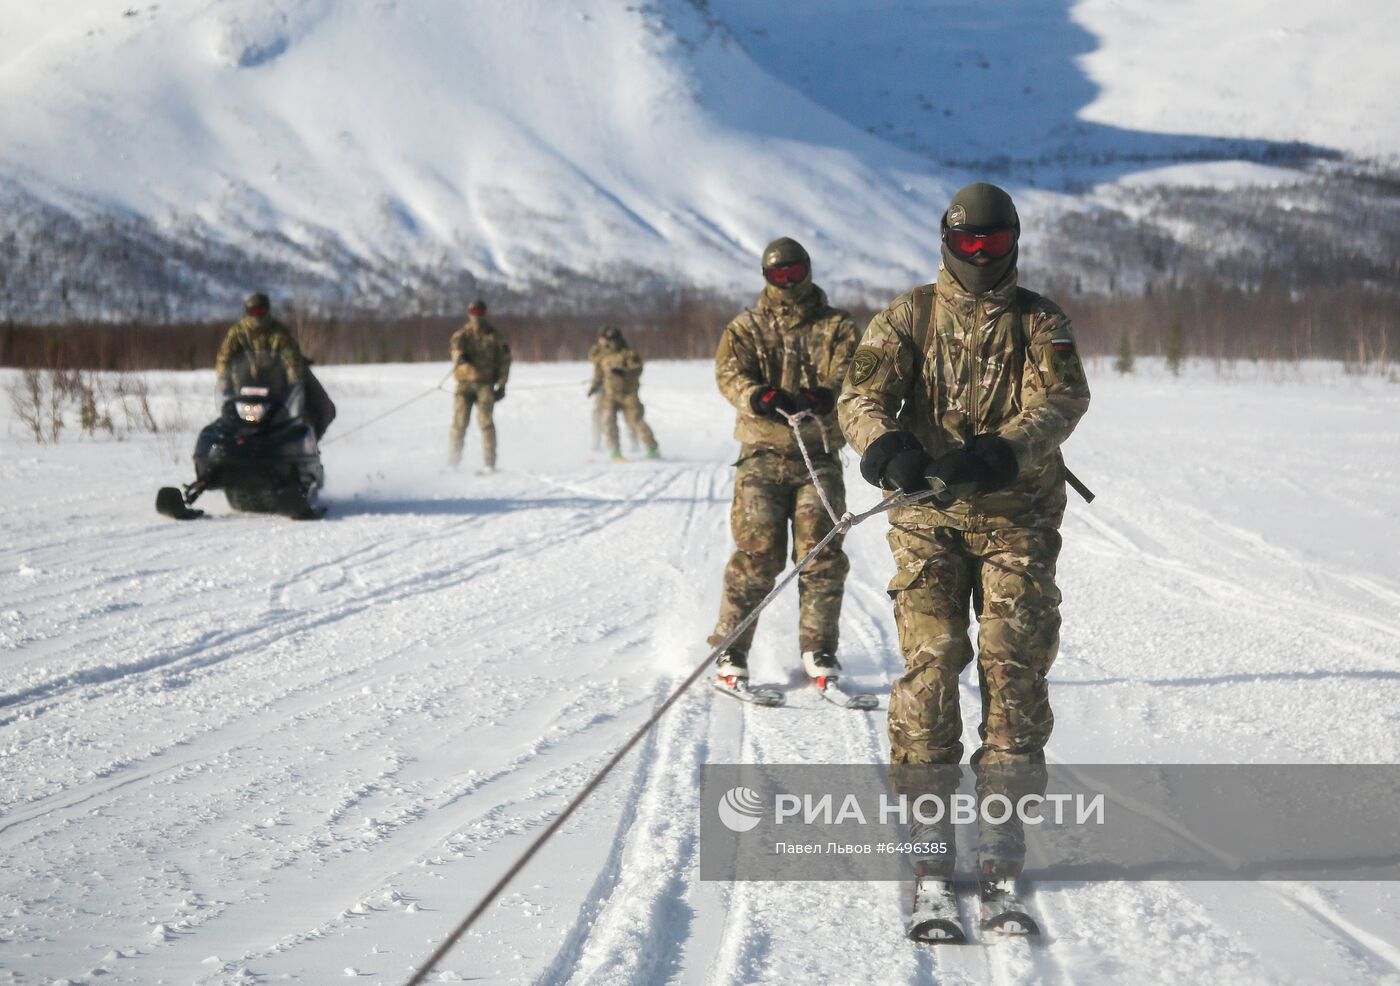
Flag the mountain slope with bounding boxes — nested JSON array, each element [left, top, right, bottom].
[[0, 0, 1394, 320]]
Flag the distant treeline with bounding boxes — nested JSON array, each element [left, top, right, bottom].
[[2, 282, 1395, 370]]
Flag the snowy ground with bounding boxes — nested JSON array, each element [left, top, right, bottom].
[[2, 357, 1400, 985]]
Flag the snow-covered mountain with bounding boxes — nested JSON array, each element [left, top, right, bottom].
[[1, 0, 1396, 320]]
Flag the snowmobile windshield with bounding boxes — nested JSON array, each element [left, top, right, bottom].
[[222, 354, 305, 426]]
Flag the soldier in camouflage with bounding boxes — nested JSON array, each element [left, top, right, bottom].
[[449, 298, 512, 472], [839, 183, 1091, 766], [709, 237, 859, 691], [838, 183, 1090, 876], [586, 336, 608, 451], [215, 292, 335, 438], [588, 326, 659, 461]]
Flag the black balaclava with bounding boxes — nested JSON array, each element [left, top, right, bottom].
[[940, 182, 1019, 295]]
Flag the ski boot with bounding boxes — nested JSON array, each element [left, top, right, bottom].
[[977, 860, 1040, 936], [711, 651, 783, 707], [802, 651, 877, 710], [907, 862, 966, 944]]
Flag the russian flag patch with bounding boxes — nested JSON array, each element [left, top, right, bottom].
[[1051, 338, 1075, 353]]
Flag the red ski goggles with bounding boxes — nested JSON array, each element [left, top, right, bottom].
[[763, 261, 809, 286], [943, 226, 1017, 261]]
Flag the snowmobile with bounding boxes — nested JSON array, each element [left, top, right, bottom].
[[156, 353, 326, 520]]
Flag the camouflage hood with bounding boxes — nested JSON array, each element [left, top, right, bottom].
[[757, 279, 823, 322]]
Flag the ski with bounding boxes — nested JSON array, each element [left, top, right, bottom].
[[813, 676, 879, 711], [711, 675, 785, 707], [978, 877, 1040, 936], [155, 486, 205, 520], [906, 874, 966, 944]]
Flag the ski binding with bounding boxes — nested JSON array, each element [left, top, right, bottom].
[[979, 879, 1041, 936], [711, 675, 785, 707], [814, 676, 878, 711]]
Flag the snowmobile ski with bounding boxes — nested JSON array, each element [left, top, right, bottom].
[[813, 676, 879, 711], [711, 675, 785, 707], [907, 875, 967, 944], [156, 486, 205, 520], [978, 878, 1040, 936]]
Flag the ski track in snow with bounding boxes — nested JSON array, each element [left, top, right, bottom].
[[2, 359, 1399, 984]]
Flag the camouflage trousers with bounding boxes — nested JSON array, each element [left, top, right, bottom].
[[449, 384, 497, 468], [708, 450, 849, 658], [885, 525, 1062, 767], [601, 394, 656, 454]]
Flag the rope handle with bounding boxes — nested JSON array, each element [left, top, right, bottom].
[[776, 407, 843, 525]]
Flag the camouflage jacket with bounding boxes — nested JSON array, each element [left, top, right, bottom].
[[214, 315, 306, 383], [837, 266, 1090, 531], [590, 340, 643, 400], [715, 284, 858, 455], [450, 318, 512, 386]]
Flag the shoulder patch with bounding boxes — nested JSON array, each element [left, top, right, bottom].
[[848, 345, 882, 386]]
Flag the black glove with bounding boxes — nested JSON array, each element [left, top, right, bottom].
[[750, 387, 799, 417], [798, 386, 835, 415], [965, 433, 1019, 492], [924, 435, 1019, 505], [493, 385, 506, 401], [859, 431, 931, 493], [924, 450, 985, 505]]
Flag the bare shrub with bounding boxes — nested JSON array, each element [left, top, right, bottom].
[[7, 369, 47, 442], [1114, 329, 1136, 375], [5, 365, 166, 444]]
